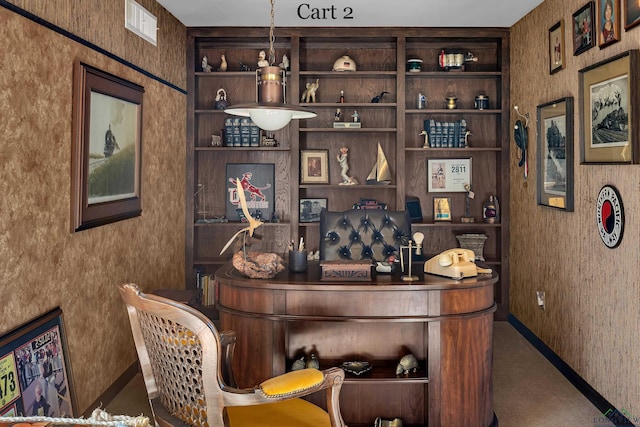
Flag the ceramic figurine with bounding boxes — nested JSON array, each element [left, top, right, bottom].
[[257, 50, 269, 68], [215, 88, 228, 110], [351, 110, 361, 123], [279, 54, 289, 70], [218, 54, 227, 72], [395, 354, 418, 375], [371, 91, 389, 103], [291, 356, 306, 371], [306, 353, 320, 370], [335, 108, 341, 121], [337, 146, 357, 185], [201, 56, 212, 72], [301, 79, 319, 103], [374, 417, 403, 427], [418, 130, 429, 148]]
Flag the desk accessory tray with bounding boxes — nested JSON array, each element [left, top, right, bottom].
[[320, 260, 372, 281]]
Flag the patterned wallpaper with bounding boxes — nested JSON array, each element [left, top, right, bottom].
[[510, 0, 639, 418], [0, 1, 186, 414]]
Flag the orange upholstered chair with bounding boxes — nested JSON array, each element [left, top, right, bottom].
[[119, 283, 346, 427]]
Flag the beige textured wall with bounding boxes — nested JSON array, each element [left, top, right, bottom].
[[511, 0, 639, 417], [0, 1, 186, 414]]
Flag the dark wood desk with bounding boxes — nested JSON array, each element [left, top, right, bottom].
[[215, 262, 498, 427]]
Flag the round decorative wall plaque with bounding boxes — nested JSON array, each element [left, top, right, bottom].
[[596, 185, 624, 248]]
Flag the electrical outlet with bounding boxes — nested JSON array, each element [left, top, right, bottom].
[[536, 291, 545, 310]]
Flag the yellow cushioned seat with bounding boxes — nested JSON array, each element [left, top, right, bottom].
[[259, 368, 324, 397], [227, 399, 331, 427]]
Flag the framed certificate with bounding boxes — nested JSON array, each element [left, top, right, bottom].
[[427, 158, 472, 192]]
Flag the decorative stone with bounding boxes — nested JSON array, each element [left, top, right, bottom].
[[455, 233, 488, 261]]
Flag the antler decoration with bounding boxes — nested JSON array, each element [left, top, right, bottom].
[[219, 178, 264, 255]]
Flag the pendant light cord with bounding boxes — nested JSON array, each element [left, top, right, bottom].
[[268, 0, 276, 65]]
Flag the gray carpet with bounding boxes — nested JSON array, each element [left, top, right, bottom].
[[105, 321, 612, 426]]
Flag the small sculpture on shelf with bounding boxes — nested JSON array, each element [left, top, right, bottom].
[[217, 54, 227, 72], [418, 130, 429, 148], [291, 356, 306, 371], [306, 353, 320, 370], [462, 184, 475, 223], [371, 91, 389, 103], [301, 79, 320, 103], [214, 88, 228, 110], [257, 50, 269, 68], [395, 353, 419, 375], [334, 108, 341, 121], [351, 110, 361, 123], [239, 62, 251, 72], [337, 146, 357, 185], [374, 417, 403, 427], [201, 56, 212, 72], [279, 54, 289, 70]]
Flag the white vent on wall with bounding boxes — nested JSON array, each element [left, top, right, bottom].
[[125, 0, 157, 46]]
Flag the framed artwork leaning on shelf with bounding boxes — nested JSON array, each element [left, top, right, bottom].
[[225, 163, 275, 221], [427, 158, 472, 193], [301, 149, 329, 184], [433, 197, 452, 221], [299, 198, 327, 222], [579, 50, 639, 163], [537, 97, 574, 211]]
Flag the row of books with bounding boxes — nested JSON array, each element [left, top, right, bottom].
[[424, 118, 468, 148], [196, 272, 216, 307], [224, 117, 261, 147]]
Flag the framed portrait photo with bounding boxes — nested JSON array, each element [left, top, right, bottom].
[[427, 158, 472, 193], [71, 62, 144, 232], [573, 2, 596, 55], [299, 198, 327, 222], [579, 50, 639, 163], [433, 197, 452, 221], [597, 0, 620, 47], [301, 149, 329, 184], [549, 20, 566, 74], [624, 0, 640, 30], [537, 97, 575, 211]]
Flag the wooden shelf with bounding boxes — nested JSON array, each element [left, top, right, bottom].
[[300, 127, 397, 132]]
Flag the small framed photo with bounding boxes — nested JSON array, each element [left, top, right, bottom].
[[579, 50, 639, 163], [549, 20, 566, 74], [597, 0, 620, 47], [537, 97, 575, 211], [427, 158, 472, 193], [624, 0, 640, 30], [301, 149, 329, 184], [433, 197, 452, 221], [299, 198, 327, 222], [573, 2, 596, 55]]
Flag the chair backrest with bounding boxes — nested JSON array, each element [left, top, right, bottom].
[[319, 209, 412, 262], [119, 283, 227, 427]]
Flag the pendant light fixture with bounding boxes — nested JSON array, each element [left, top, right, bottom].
[[224, 0, 316, 131]]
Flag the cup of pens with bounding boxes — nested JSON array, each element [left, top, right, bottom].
[[288, 238, 308, 272]]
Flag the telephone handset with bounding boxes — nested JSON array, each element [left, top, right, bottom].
[[424, 248, 492, 280]]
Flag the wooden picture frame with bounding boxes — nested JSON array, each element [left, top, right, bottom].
[[427, 158, 472, 193], [579, 50, 639, 164], [0, 308, 76, 417], [299, 198, 327, 222], [433, 197, 452, 221], [537, 97, 575, 211], [597, 0, 621, 47], [549, 20, 566, 74], [624, 0, 640, 30], [301, 149, 329, 184], [71, 61, 144, 232], [573, 2, 596, 55], [225, 163, 275, 221]]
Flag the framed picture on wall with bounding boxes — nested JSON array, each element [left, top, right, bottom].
[[625, 0, 640, 30], [300, 150, 329, 184], [427, 158, 472, 193], [579, 50, 639, 163], [0, 308, 77, 417], [536, 97, 575, 211], [597, 0, 620, 47], [573, 2, 596, 55], [549, 20, 565, 74]]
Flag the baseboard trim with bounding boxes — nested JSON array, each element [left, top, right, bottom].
[[83, 362, 140, 417], [508, 314, 637, 427]]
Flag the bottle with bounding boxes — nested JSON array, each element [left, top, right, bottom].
[[339, 90, 345, 103], [483, 195, 499, 224]]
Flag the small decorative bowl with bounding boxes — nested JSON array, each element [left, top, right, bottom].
[[407, 59, 423, 72], [340, 361, 372, 376]]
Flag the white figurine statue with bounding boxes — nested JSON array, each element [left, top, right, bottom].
[[218, 54, 227, 72], [201, 56, 212, 72], [337, 146, 357, 185], [301, 79, 320, 103], [257, 50, 269, 68], [279, 54, 289, 70]]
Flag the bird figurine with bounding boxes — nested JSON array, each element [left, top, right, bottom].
[[291, 356, 306, 371], [219, 178, 264, 255], [218, 54, 227, 72], [306, 353, 320, 370], [371, 91, 390, 103]]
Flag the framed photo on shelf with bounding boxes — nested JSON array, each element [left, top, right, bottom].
[[427, 158, 472, 193], [225, 163, 275, 221], [579, 50, 639, 163], [301, 149, 329, 184], [537, 97, 575, 211], [433, 197, 452, 221], [299, 198, 327, 222], [597, 0, 620, 47], [573, 2, 596, 56], [549, 20, 566, 74], [0, 308, 77, 417], [71, 61, 144, 232], [624, 0, 640, 30]]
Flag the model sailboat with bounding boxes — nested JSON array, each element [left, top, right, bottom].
[[366, 143, 392, 185]]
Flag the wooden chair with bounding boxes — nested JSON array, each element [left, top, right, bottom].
[[119, 283, 346, 427]]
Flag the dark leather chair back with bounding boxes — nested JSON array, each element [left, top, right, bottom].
[[319, 209, 412, 262]]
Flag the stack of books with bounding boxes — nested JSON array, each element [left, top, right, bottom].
[[423, 118, 468, 148], [224, 117, 261, 147]]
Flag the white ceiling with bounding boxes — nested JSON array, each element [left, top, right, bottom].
[[154, 0, 544, 28]]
